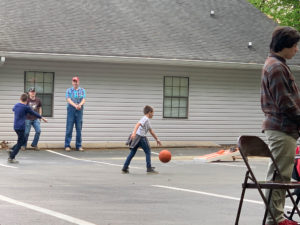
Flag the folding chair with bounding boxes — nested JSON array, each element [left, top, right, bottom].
[[235, 135, 300, 225], [285, 152, 300, 220]]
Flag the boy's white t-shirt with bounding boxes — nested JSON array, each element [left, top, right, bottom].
[[136, 116, 152, 137]]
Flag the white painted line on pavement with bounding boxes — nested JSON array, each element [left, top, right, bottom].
[[0, 163, 18, 169], [138, 148, 159, 155], [152, 185, 293, 210], [151, 151, 159, 155], [46, 150, 142, 169], [46, 150, 80, 160], [0, 194, 96, 225]]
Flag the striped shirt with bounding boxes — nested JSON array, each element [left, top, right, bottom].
[[66, 87, 86, 105], [261, 53, 300, 138]]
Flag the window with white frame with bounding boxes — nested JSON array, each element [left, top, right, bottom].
[[163, 76, 189, 118], [24, 71, 54, 117]]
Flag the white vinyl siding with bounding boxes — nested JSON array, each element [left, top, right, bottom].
[[1, 59, 299, 145]]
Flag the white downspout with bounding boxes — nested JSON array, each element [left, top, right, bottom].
[[0, 56, 5, 66]]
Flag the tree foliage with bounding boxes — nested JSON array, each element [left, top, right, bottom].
[[248, 0, 300, 31]]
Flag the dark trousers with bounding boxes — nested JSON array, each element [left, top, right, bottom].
[[10, 129, 26, 159], [123, 137, 151, 169]]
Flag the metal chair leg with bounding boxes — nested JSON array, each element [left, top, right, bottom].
[[286, 189, 300, 221], [263, 189, 274, 225], [288, 195, 300, 220], [235, 186, 246, 225]]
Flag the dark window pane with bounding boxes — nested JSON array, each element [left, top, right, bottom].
[[172, 87, 180, 96], [35, 82, 44, 93], [179, 108, 187, 118], [25, 82, 34, 92], [180, 77, 188, 87], [180, 87, 188, 97], [164, 97, 172, 107], [171, 108, 179, 117], [44, 82, 53, 93], [180, 98, 187, 107], [164, 107, 172, 117], [26, 72, 35, 82], [39, 94, 52, 105], [172, 98, 180, 107], [44, 73, 54, 82], [165, 77, 173, 86], [164, 87, 172, 96], [42, 106, 52, 117], [35, 72, 44, 82], [173, 77, 180, 86]]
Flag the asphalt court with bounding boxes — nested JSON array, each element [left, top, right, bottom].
[[0, 147, 297, 225]]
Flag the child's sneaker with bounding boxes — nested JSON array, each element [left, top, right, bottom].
[[122, 168, 129, 174], [32, 146, 40, 151], [266, 219, 299, 225], [8, 158, 19, 164], [6, 149, 12, 157], [278, 219, 298, 225], [147, 167, 158, 173]]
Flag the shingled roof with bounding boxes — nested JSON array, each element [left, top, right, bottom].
[[0, 0, 299, 65]]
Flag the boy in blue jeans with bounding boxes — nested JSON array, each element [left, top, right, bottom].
[[9, 93, 47, 163], [122, 105, 162, 173]]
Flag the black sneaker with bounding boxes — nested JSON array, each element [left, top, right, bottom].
[[32, 146, 40, 151], [8, 158, 19, 164], [6, 149, 12, 157], [147, 167, 158, 173], [122, 168, 129, 174]]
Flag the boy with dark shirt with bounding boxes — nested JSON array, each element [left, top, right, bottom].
[[9, 93, 47, 163], [261, 26, 300, 225]]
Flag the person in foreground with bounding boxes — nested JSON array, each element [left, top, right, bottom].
[[122, 105, 162, 174], [10, 93, 47, 163], [261, 26, 300, 225]]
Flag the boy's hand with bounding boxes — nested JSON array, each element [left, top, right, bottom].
[[42, 117, 48, 123], [131, 133, 136, 140], [156, 139, 162, 146]]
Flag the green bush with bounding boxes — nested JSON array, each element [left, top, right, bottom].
[[248, 0, 300, 31]]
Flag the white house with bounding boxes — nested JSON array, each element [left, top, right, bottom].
[[0, 0, 299, 147]]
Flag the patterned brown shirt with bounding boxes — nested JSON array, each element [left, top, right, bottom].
[[261, 53, 300, 138], [26, 97, 42, 120]]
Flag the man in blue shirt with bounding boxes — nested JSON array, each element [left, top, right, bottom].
[[65, 76, 86, 151], [10, 93, 47, 163]]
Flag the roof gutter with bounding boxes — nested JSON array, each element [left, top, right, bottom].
[[1, 51, 300, 71]]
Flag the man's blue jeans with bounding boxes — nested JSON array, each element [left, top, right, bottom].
[[10, 129, 26, 159], [65, 105, 83, 149], [123, 137, 151, 169], [23, 119, 41, 147]]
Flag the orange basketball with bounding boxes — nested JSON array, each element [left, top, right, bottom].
[[159, 150, 171, 163]]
